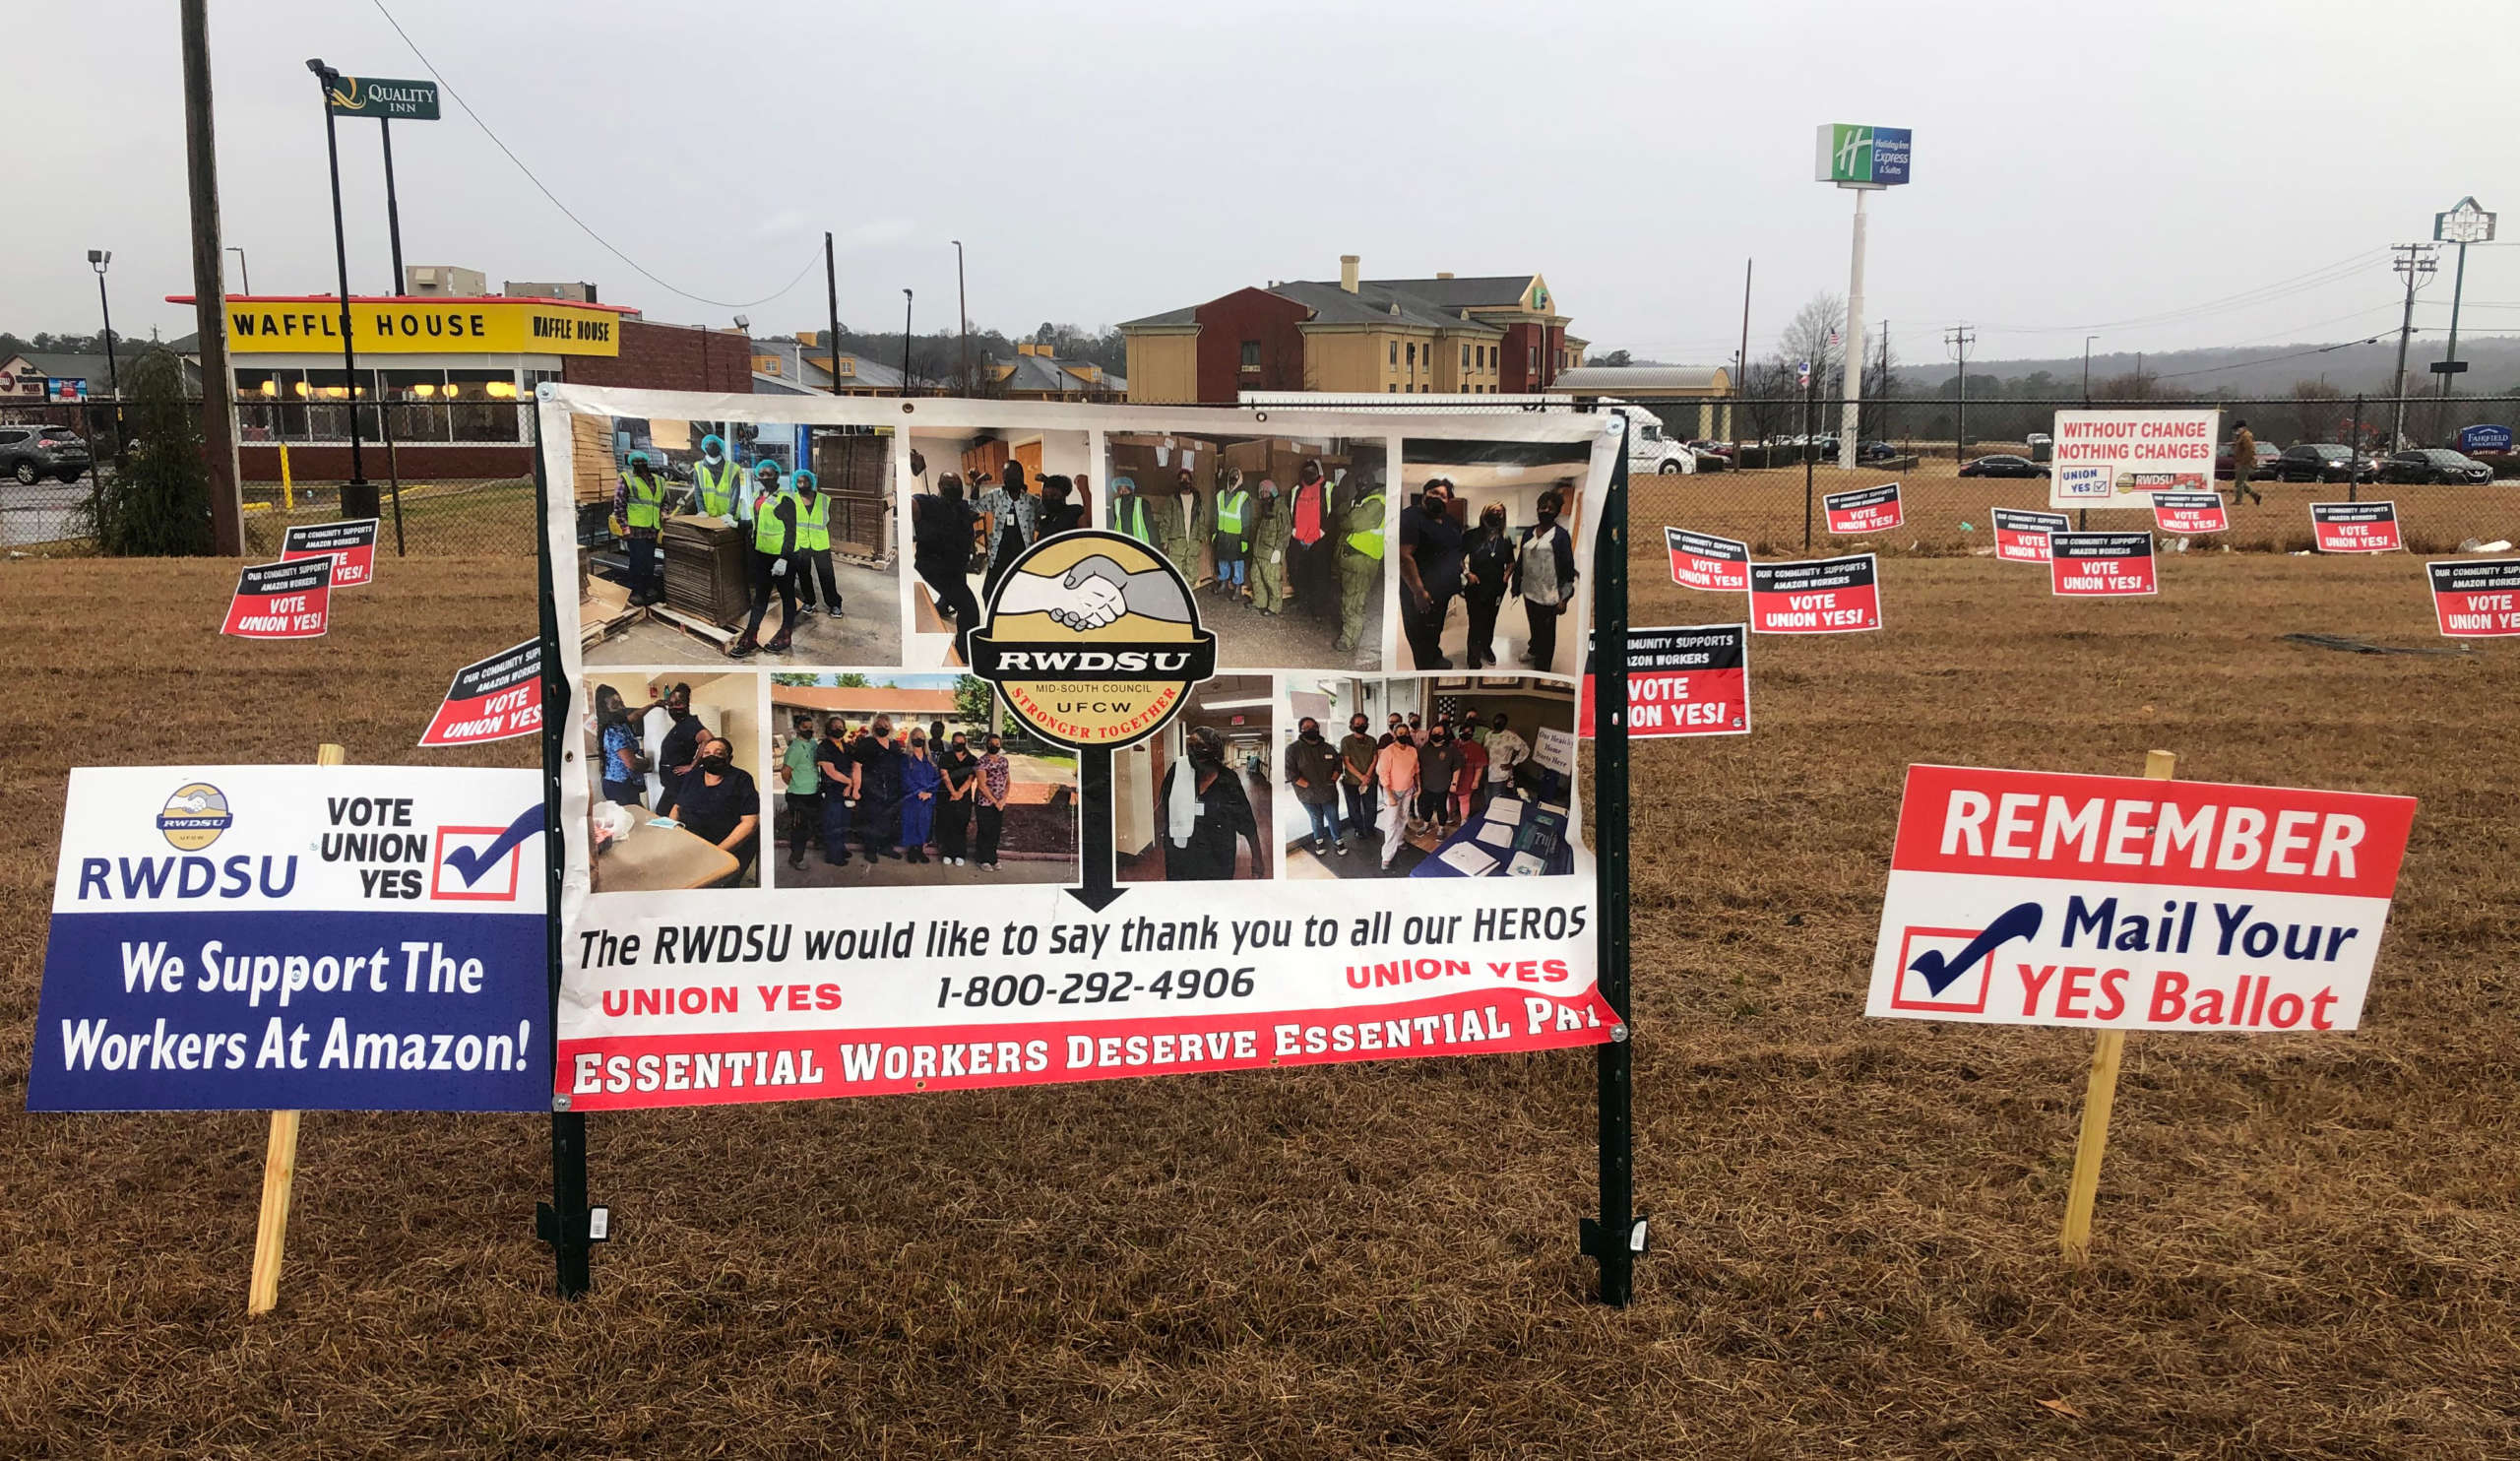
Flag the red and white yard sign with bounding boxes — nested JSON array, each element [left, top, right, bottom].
[[2048, 532, 2158, 598], [2427, 558, 2520, 637], [1749, 553, 1881, 634], [419, 638, 544, 746], [1823, 482, 1904, 535], [221, 557, 335, 639], [281, 518, 380, 587], [1992, 508, 2068, 563], [2149, 491, 2228, 536], [1664, 528, 1750, 592], [1579, 624, 1748, 738], [1867, 764, 2416, 1031], [2310, 501, 2403, 553]]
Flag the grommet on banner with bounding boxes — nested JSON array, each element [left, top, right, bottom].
[[552, 1093, 571, 1112], [1609, 1024, 1630, 1044]]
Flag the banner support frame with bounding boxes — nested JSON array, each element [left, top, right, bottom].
[[1580, 413, 1641, 1304]]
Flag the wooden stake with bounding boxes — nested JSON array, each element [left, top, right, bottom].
[[2059, 747, 2176, 1264], [248, 740, 343, 1315]]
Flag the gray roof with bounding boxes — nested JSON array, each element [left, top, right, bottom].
[[1550, 364, 1730, 394], [1363, 275, 1536, 311], [1118, 304, 1199, 329], [1274, 280, 1503, 334], [997, 352, 1123, 394]]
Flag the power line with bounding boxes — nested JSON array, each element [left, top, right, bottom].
[[1971, 247, 2389, 335], [2153, 331, 2403, 381], [369, 0, 820, 313]]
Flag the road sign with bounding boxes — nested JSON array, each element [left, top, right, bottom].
[[1815, 124, 1913, 187], [324, 75, 441, 120], [2433, 196, 2496, 245]]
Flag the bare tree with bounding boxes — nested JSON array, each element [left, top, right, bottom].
[[2274, 379, 2348, 445], [1778, 291, 1847, 397]]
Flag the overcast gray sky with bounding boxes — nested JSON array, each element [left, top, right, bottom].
[[17, 0, 2517, 367]]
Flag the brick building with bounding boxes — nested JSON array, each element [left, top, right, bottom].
[[1120, 256, 1584, 405], [172, 289, 754, 480]]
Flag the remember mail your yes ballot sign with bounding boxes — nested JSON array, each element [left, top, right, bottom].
[[1868, 765, 2414, 1033], [32, 766, 549, 1112]]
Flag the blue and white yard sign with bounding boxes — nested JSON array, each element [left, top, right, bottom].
[[32, 766, 549, 1112]]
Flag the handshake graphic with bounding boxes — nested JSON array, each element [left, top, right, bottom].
[[996, 554, 1192, 630]]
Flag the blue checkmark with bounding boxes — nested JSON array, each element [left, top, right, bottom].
[[1908, 900, 2044, 995], [442, 803, 545, 887]]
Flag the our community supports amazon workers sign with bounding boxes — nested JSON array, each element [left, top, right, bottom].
[[537, 386, 1617, 1111], [2049, 532, 2157, 598], [1992, 508, 2067, 563], [1580, 625, 1748, 738], [1749, 553, 1880, 633], [223, 558, 334, 639], [420, 639, 542, 746], [1867, 764, 2415, 1032], [282, 519, 380, 587], [2311, 501, 2402, 553], [1822, 482, 1903, 535], [2049, 409, 2219, 508], [2149, 491, 2228, 537], [2428, 558, 2520, 636], [1665, 528, 1749, 592], [32, 766, 549, 1111]]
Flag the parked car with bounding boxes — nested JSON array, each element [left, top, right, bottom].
[[1958, 453, 2043, 478], [2215, 439, 2284, 479], [2269, 443, 2370, 484], [2375, 448, 2493, 484], [1857, 439, 1900, 464], [1686, 438, 1733, 459], [0, 424, 93, 484]]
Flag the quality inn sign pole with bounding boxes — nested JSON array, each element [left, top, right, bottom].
[[1815, 124, 1912, 471]]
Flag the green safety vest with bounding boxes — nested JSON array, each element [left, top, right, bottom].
[[1215, 487, 1250, 536], [798, 494, 830, 550], [754, 492, 796, 555], [622, 470, 662, 531], [1344, 492, 1386, 559], [1114, 494, 1153, 543], [694, 459, 741, 516]]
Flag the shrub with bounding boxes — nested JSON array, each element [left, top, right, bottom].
[[79, 348, 213, 556]]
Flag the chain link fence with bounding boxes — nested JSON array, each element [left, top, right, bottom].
[[1621, 394, 2520, 556]]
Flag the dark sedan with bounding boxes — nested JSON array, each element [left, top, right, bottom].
[[2270, 443, 2371, 483], [1958, 453, 2042, 478], [2375, 449, 2493, 484]]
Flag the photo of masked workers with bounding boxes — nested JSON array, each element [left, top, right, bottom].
[[584, 670, 762, 892], [1115, 675, 1273, 883], [1395, 445, 1591, 677], [728, 459, 804, 659], [1103, 434, 1388, 671], [907, 429, 1091, 668]]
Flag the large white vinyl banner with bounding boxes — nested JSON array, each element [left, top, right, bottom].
[[539, 387, 1617, 1109], [2048, 409, 2221, 508]]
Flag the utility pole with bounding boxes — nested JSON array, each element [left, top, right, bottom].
[[306, 58, 371, 515], [2387, 242, 2439, 451], [2083, 335, 2097, 406], [181, 0, 243, 555], [900, 288, 914, 396], [823, 231, 844, 397], [1944, 324, 1975, 462], [1732, 258, 1751, 456], [953, 240, 969, 397]]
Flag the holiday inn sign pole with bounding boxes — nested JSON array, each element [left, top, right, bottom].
[[1815, 124, 1913, 472]]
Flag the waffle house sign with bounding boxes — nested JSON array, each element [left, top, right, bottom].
[[208, 297, 624, 356]]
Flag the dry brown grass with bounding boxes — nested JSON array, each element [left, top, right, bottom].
[[0, 551, 2515, 1458], [1645, 459, 2520, 556]]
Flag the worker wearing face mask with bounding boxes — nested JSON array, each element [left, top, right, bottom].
[[1333, 470, 1386, 656], [730, 461, 803, 658], [615, 450, 665, 605], [1281, 716, 1345, 858], [1211, 466, 1253, 603], [693, 434, 743, 520], [1461, 502, 1515, 670], [1153, 466, 1207, 581], [1512, 486, 1579, 672], [1337, 711, 1378, 849], [788, 469, 843, 619], [1155, 725, 1260, 880], [1246, 477, 1289, 615]]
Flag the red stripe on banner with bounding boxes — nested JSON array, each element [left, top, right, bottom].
[[1890, 763, 2415, 898], [556, 986, 1620, 1110]]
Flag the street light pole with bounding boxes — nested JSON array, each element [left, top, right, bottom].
[[953, 240, 969, 397], [87, 252, 120, 402], [2083, 335, 2096, 406], [307, 58, 370, 510], [901, 288, 914, 396], [227, 246, 251, 294]]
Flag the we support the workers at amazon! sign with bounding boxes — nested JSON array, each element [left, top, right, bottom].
[[539, 386, 1618, 1112], [1867, 765, 2415, 1032], [31, 766, 550, 1111]]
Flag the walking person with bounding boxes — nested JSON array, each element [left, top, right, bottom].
[[815, 717, 856, 868], [973, 733, 1012, 871], [777, 711, 823, 869], [1337, 711, 1378, 851], [935, 730, 978, 865], [899, 730, 941, 863], [1334, 470, 1386, 656], [1371, 726, 1421, 873], [850, 715, 904, 864], [1461, 503, 1515, 669], [1398, 477, 1463, 668], [614, 451, 665, 605], [2228, 418, 2263, 506], [1511, 487, 1578, 673], [1282, 716, 1345, 858], [730, 465, 804, 658]]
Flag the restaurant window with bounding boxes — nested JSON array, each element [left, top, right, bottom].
[[301, 368, 378, 441], [231, 367, 306, 442], [381, 369, 450, 442], [445, 369, 523, 442]]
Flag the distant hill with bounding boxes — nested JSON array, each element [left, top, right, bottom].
[[1892, 335, 2520, 400]]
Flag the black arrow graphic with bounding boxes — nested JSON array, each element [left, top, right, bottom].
[[1067, 744, 1126, 912]]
